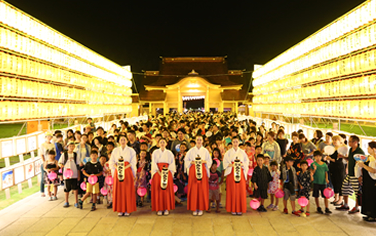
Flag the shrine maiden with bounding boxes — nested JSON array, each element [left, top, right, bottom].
[[109, 135, 137, 216], [151, 138, 176, 216], [223, 136, 249, 215], [185, 134, 212, 216]]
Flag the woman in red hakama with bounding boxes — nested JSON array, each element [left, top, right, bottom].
[[187, 163, 209, 212], [223, 136, 249, 215], [225, 164, 247, 214], [151, 138, 176, 216], [113, 161, 137, 214], [185, 135, 212, 216], [110, 135, 137, 216]]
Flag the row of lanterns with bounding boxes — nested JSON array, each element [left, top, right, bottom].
[[0, 26, 131, 87], [0, 51, 132, 95], [254, 74, 376, 104], [253, 48, 376, 95], [253, 100, 376, 119], [253, 0, 376, 81], [254, 25, 376, 88], [0, 77, 132, 105], [0, 1, 130, 78], [0, 102, 132, 121], [255, 22, 376, 86]]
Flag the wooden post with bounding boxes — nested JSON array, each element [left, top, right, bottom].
[[28, 178, 32, 188], [18, 183, 22, 194], [5, 189, 10, 199], [4, 157, 10, 167]]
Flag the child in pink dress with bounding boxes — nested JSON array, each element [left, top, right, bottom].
[[267, 161, 280, 211], [103, 160, 113, 209]]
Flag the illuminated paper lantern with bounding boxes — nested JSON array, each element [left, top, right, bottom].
[[275, 189, 284, 199], [63, 168, 73, 179], [323, 188, 334, 199], [105, 176, 113, 186], [298, 197, 309, 207], [250, 199, 260, 210], [80, 182, 87, 191], [100, 188, 108, 196], [88, 175, 98, 185], [137, 187, 147, 197], [48, 172, 57, 181]]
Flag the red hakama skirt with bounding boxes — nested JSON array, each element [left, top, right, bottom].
[[187, 163, 209, 211], [226, 165, 247, 213], [113, 161, 137, 213], [151, 163, 175, 212]]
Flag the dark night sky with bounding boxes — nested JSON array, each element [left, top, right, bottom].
[[6, 0, 367, 77]]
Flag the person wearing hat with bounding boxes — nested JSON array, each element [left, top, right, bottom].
[[40, 132, 56, 197], [280, 155, 300, 216]]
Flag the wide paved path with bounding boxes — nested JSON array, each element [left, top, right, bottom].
[[0, 186, 375, 236]]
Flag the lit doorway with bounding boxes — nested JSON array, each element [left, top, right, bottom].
[[183, 96, 205, 112]]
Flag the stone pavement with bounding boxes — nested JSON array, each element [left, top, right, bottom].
[[0, 186, 375, 236]]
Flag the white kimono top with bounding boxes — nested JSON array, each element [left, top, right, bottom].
[[223, 147, 249, 178], [185, 146, 212, 176], [109, 146, 137, 177], [151, 148, 176, 177]]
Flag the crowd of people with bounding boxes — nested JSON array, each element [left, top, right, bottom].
[[39, 113, 376, 222]]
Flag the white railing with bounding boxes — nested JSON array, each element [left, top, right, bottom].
[[0, 115, 148, 198]]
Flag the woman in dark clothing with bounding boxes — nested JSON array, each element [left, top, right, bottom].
[[359, 141, 376, 222], [287, 132, 304, 173], [311, 130, 324, 147], [276, 129, 289, 158]]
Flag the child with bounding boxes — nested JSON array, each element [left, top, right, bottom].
[[55, 134, 64, 161], [135, 150, 150, 207], [212, 148, 224, 208], [226, 142, 233, 151], [298, 160, 311, 216], [245, 142, 256, 169], [78, 151, 103, 211], [280, 156, 300, 216], [174, 143, 188, 204], [251, 154, 272, 212], [102, 155, 113, 209], [207, 162, 222, 213], [55, 134, 65, 185], [97, 155, 107, 204], [59, 141, 81, 207], [44, 150, 60, 200], [263, 154, 271, 169], [311, 150, 331, 214], [255, 145, 262, 158], [267, 161, 280, 211]]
